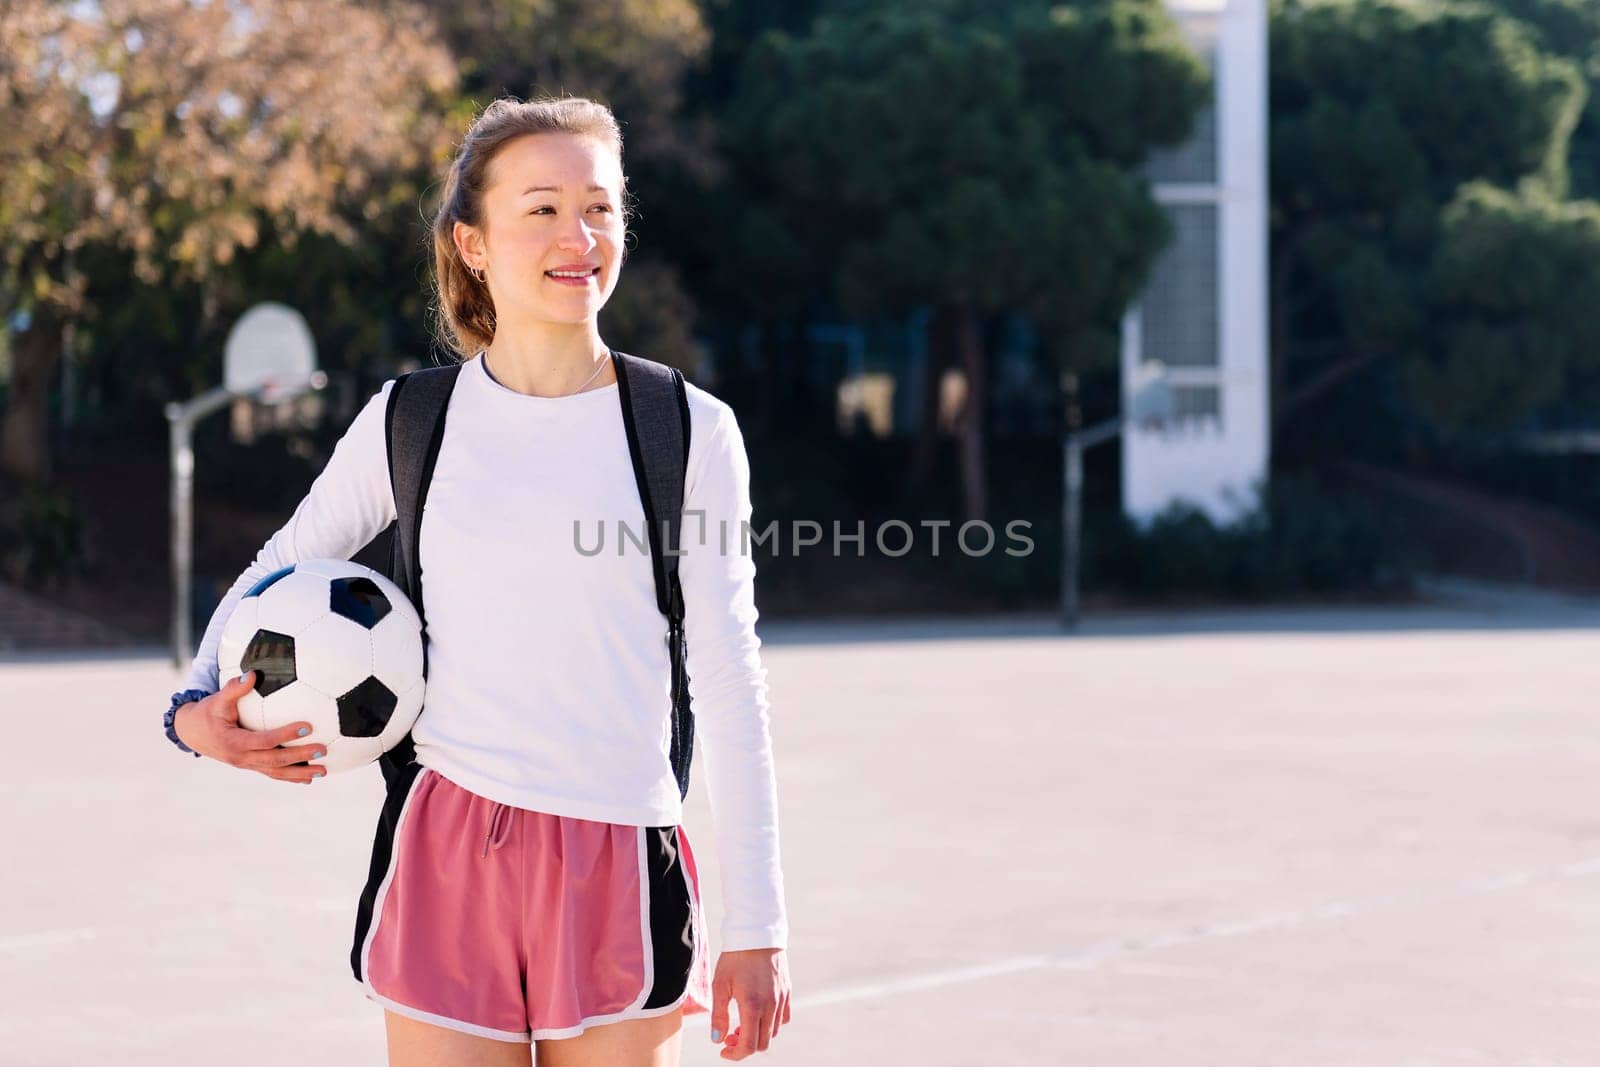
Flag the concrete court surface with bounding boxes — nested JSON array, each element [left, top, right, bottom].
[[3, 602, 1600, 1066]]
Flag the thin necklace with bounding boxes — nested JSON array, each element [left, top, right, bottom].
[[482, 348, 611, 396]]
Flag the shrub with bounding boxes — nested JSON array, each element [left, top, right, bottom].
[[1085, 474, 1412, 600], [0, 484, 88, 593]]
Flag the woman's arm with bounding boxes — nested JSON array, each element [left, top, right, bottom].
[[677, 394, 789, 953], [173, 380, 400, 703]]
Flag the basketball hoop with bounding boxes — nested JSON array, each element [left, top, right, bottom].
[[224, 302, 319, 401], [1128, 360, 1175, 429], [256, 370, 327, 407], [165, 302, 324, 668]]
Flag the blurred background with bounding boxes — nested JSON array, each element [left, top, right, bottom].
[[9, 4, 1600, 1065], [10, 0, 1600, 645]]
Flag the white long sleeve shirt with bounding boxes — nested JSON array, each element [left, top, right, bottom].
[[184, 352, 787, 951]]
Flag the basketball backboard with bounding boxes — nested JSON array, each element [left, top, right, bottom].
[[223, 302, 318, 401], [1128, 360, 1175, 427]]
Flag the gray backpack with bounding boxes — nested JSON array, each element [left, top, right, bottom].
[[376, 351, 694, 797]]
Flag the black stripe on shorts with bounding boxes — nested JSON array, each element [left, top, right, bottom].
[[643, 825, 697, 1009], [350, 759, 424, 983]]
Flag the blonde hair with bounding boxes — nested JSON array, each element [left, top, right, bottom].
[[429, 96, 628, 358]]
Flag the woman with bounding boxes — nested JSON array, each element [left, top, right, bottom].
[[163, 96, 792, 1067]]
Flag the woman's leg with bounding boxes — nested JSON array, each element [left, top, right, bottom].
[[533, 1005, 686, 1067], [386, 1010, 533, 1067]]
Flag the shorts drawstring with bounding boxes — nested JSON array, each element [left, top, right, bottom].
[[482, 801, 514, 858]]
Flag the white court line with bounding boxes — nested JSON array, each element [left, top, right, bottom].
[[7, 859, 1599, 1010], [0, 895, 350, 955], [797, 955, 1056, 1008], [0, 928, 98, 952], [793, 853, 1600, 1010]]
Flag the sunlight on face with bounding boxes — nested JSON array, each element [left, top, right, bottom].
[[468, 132, 627, 327]]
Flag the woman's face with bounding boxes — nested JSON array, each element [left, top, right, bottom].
[[457, 132, 626, 329]]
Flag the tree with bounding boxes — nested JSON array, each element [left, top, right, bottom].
[[718, 0, 1209, 521], [418, 0, 712, 176], [1473, 0, 1600, 198], [1269, 0, 1586, 451], [0, 0, 456, 483], [1409, 182, 1600, 433]]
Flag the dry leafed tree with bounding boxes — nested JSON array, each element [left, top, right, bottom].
[[0, 0, 458, 481]]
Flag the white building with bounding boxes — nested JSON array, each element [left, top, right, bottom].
[[1122, 0, 1269, 523]]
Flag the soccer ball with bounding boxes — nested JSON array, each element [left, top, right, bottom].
[[216, 558, 425, 775]]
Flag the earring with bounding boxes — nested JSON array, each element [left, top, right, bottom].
[[469, 264, 486, 283]]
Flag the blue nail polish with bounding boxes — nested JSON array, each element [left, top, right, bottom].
[[313, 750, 325, 759], [297, 727, 310, 737], [711, 1030, 722, 1041]]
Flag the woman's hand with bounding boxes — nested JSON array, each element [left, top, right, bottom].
[[710, 947, 791, 1059], [173, 671, 326, 783]]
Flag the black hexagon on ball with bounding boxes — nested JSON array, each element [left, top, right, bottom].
[[241, 629, 296, 697], [337, 676, 399, 738], [329, 576, 392, 629]]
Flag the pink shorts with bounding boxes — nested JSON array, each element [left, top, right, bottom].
[[349, 764, 712, 1042]]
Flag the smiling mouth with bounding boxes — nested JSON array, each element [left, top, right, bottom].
[[546, 267, 600, 280]]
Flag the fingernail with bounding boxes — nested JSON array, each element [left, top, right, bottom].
[[313, 769, 326, 778], [297, 727, 310, 737], [313, 750, 325, 759], [711, 1029, 722, 1042]]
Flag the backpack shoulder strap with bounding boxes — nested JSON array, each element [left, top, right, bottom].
[[377, 361, 461, 791], [611, 350, 695, 800], [383, 362, 464, 620], [611, 350, 691, 621]]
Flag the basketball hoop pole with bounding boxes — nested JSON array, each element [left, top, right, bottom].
[[1062, 361, 1172, 630], [1061, 413, 1126, 632], [164, 387, 234, 668]]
